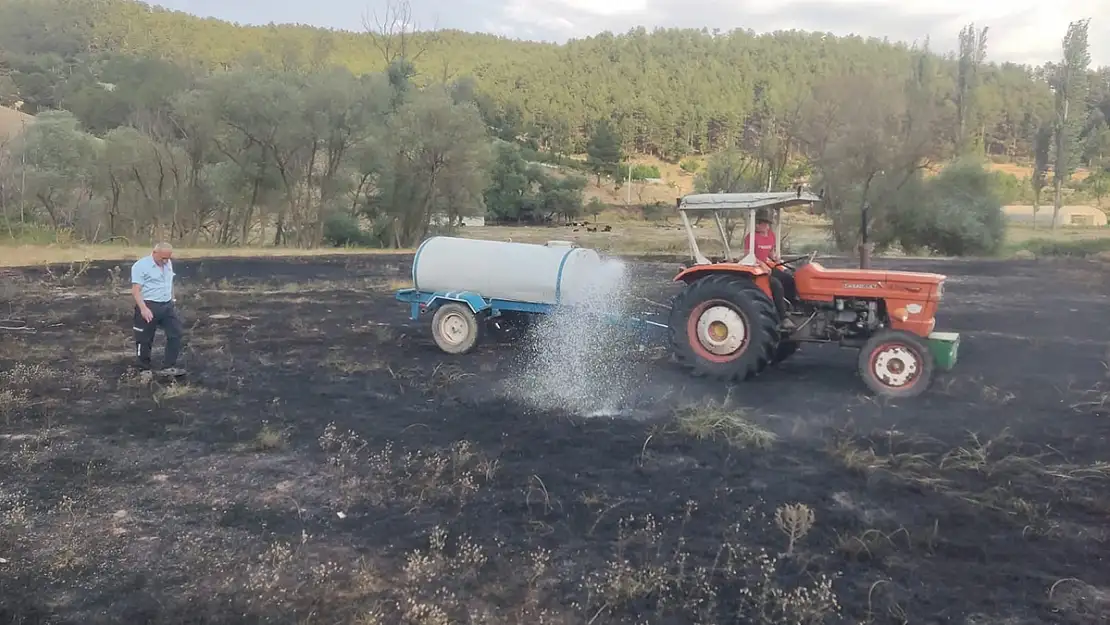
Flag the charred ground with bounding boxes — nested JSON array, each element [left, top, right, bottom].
[[1, 253, 1108, 624]]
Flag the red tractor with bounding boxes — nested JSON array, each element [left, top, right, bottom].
[[668, 192, 960, 398]]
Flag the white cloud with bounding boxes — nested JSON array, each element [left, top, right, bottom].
[[552, 0, 648, 16]]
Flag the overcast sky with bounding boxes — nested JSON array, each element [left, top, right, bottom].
[[151, 0, 1108, 68]]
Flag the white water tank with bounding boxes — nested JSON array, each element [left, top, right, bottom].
[[412, 236, 608, 305]]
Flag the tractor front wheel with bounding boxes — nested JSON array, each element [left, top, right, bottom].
[[668, 274, 779, 382], [431, 302, 482, 355], [858, 330, 934, 398]]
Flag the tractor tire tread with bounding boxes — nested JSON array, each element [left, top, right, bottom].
[[668, 273, 779, 383]]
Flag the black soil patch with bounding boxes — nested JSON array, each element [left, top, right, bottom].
[[1, 254, 1109, 624]]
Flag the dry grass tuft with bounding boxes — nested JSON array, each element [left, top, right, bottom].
[[1047, 578, 1110, 620], [317, 425, 496, 511], [673, 398, 777, 450], [824, 426, 1110, 546], [1068, 381, 1109, 415], [41, 258, 93, 286], [151, 381, 201, 405], [938, 430, 1041, 475], [252, 421, 289, 451], [342, 506, 843, 624], [0, 388, 31, 425], [828, 438, 894, 474], [324, 350, 385, 374], [384, 363, 475, 396]]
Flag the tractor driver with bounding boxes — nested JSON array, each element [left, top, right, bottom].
[[744, 214, 797, 330]]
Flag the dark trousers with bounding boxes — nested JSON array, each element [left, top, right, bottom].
[[769, 268, 797, 319], [773, 267, 797, 301], [133, 300, 183, 369]]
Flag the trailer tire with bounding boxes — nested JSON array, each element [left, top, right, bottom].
[[668, 274, 779, 382], [431, 302, 482, 355]]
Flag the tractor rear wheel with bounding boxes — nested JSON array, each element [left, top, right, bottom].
[[668, 274, 779, 382], [431, 302, 482, 355], [858, 329, 934, 398]]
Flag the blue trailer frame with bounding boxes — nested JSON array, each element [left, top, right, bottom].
[[394, 287, 668, 346], [395, 288, 552, 320]]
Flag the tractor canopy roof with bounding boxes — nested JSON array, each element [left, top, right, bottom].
[[678, 191, 822, 212]]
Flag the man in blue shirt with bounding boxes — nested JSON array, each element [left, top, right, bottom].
[[131, 242, 185, 375]]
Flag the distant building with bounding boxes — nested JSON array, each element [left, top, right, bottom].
[[1002, 205, 1108, 228]]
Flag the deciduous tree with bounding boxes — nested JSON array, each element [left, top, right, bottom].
[[1050, 18, 1091, 230]]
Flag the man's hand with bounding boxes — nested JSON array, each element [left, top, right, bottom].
[[131, 283, 151, 321]]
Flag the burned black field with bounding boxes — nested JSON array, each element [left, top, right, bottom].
[[1, 253, 1109, 625]]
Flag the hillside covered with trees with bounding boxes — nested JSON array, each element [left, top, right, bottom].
[[0, 0, 1107, 253]]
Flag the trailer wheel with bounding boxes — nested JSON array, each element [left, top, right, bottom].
[[668, 274, 779, 382], [858, 329, 934, 398], [431, 303, 482, 354]]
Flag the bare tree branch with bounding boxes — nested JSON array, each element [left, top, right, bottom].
[[361, 0, 440, 68]]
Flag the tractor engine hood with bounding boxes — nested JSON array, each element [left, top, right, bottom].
[[840, 270, 947, 285], [797, 264, 946, 285], [794, 263, 948, 302]]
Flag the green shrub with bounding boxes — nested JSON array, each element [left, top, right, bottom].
[[891, 159, 1006, 256], [621, 163, 661, 180], [641, 201, 668, 221], [987, 170, 1033, 204], [322, 213, 372, 247], [635, 164, 660, 179]]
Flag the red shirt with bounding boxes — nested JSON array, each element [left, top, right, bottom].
[[744, 230, 775, 262]]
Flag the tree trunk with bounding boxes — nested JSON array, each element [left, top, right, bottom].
[[1031, 189, 1040, 231], [858, 242, 874, 269], [417, 168, 439, 243], [857, 172, 876, 269], [1052, 176, 1063, 232]]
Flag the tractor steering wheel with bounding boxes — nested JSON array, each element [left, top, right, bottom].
[[773, 250, 818, 269]]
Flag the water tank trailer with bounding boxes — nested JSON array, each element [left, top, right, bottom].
[[394, 236, 667, 354]]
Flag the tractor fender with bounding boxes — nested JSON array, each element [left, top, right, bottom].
[[673, 265, 774, 301]]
